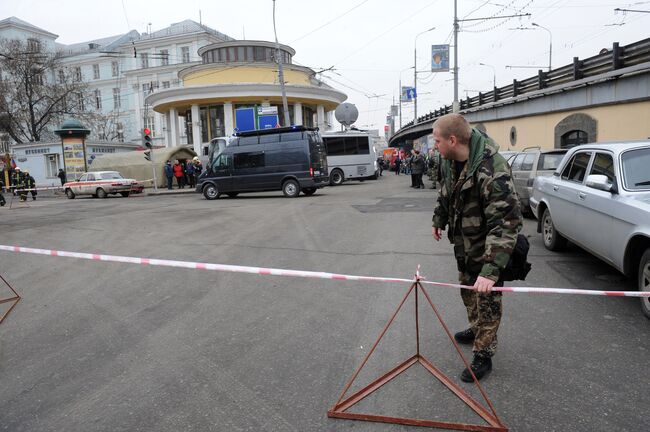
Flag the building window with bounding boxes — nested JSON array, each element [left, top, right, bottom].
[[46, 154, 60, 178], [254, 47, 265, 61], [93, 64, 100, 79], [200, 105, 225, 143], [160, 49, 169, 66], [58, 69, 65, 84], [77, 93, 85, 111], [94, 89, 102, 110], [74, 67, 82, 81], [113, 88, 121, 109], [142, 83, 151, 97], [111, 61, 119, 77], [141, 52, 149, 69], [181, 46, 190, 63], [162, 81, 170, 89], [561, 130, 588, 149], [143, 115, 155, 136], [27, 38, 41, 53]]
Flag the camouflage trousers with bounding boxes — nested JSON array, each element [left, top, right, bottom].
[[460, 275, 503, 358]]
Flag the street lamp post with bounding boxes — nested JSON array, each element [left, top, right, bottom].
[[478, 62, 496, 88], [532, 22, 552, 72], [414, 26, 436, 123]]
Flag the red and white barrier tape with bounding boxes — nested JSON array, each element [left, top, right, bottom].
[[9, 186, 64, 192], [1, 244, 648, 298]]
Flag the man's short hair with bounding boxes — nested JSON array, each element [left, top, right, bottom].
[[433, 114, 472, 145]]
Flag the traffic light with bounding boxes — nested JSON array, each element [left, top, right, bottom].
[[143, 127, 152, 149], [144, 149, 151, 161]]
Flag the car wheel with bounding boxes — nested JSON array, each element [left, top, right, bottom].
[[120, 192, 130, 197], [639, 249, 650, 319], [282, 179, 300, 198], [226, 192, 239, 198], [302, 187, 316, 196], [65, 189, 75, 199], [203, 184, 220, 200], [96, 188, 107, 199], [330, 169, 344, 186], [541, 208, 567, 251]]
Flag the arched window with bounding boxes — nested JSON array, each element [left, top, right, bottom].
[[554, 113, 596, 148], [561, 130, 588, 149]]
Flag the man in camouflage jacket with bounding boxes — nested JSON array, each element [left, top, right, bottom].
[[431, 114, 522, 382]]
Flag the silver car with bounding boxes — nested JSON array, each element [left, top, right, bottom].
[[530, 141, 650, 318], [510, 148, 568, 214]]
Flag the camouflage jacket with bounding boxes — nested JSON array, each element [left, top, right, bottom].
[[432, 129, 523, 281]]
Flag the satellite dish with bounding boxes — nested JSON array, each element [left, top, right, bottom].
[[335, 103, 359, 128]]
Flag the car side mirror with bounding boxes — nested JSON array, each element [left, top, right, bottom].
[[585, 174, 613, 192]]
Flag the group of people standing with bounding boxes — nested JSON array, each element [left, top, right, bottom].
[[164, 157, 203, 190], [1, 167, 37, 205]]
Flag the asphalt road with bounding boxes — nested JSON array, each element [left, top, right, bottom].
[[1, 174, 648, 432]]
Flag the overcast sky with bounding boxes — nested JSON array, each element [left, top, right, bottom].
[[1, 0, 648, 132]]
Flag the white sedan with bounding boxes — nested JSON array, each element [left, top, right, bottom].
[[64, 171, 144, 199], [530, 141, 650, 318]]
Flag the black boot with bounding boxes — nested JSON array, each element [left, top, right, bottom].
[[460, 354, 492, 382], [454, 328, 475, 345]]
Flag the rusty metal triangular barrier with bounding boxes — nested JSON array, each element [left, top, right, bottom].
[[0, 274, 21, 325], [8, 192, 30, 209], [328, 278, 508, 431]]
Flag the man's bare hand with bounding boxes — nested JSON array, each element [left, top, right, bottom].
[[474, 276, 496, 293], [432, 227, 443, 241]]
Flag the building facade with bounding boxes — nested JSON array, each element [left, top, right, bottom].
[[145, 40, 347, 156], [0, 16, 234, 147]]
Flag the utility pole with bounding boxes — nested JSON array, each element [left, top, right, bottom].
[[273, 0, 290, 127], [453, 2, 530, 114]]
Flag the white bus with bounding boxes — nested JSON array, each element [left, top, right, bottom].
[[322, 131, 378, 186]]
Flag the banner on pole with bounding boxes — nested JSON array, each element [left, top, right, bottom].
[[431, 44, 450, 72]]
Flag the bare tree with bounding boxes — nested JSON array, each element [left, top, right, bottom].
[[0, 38, 101, 143]]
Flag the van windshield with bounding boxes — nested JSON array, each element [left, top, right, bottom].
[[208, 138, 228, 168]]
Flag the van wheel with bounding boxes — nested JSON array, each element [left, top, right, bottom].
[[302, 187, 316, 196], [120, 192, 130, 197], [282, 180, 300, 198], [639, 249, 650, 319], [542, 208, 567, 251], [65, 189, 75, 199], [330, 169, 344, 186], [226, 192, 239, 198], [96, 188, 107, 199], [203, 184, 220, 200]]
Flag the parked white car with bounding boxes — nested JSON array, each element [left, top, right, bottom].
[[530, 141, 650, 318], [64, 171, 144, 199]]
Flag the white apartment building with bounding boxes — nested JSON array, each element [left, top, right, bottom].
[[0, 16, 234, 147]]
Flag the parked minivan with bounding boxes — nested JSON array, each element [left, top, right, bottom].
[[196, 126, 329, 199]]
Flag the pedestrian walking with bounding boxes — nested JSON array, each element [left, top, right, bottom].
[[172, 160, 184, 189], [164, 160, 174, 190], [185, 159, 196, 188], [431, 113, 523, 382], [57, 168, 67, 186], [394, 157, 401, 175]]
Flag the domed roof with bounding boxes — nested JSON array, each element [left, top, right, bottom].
[[55, 119, 90, 137]]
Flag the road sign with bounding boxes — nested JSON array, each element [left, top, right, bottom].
[[401, 86, 416, 102]]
